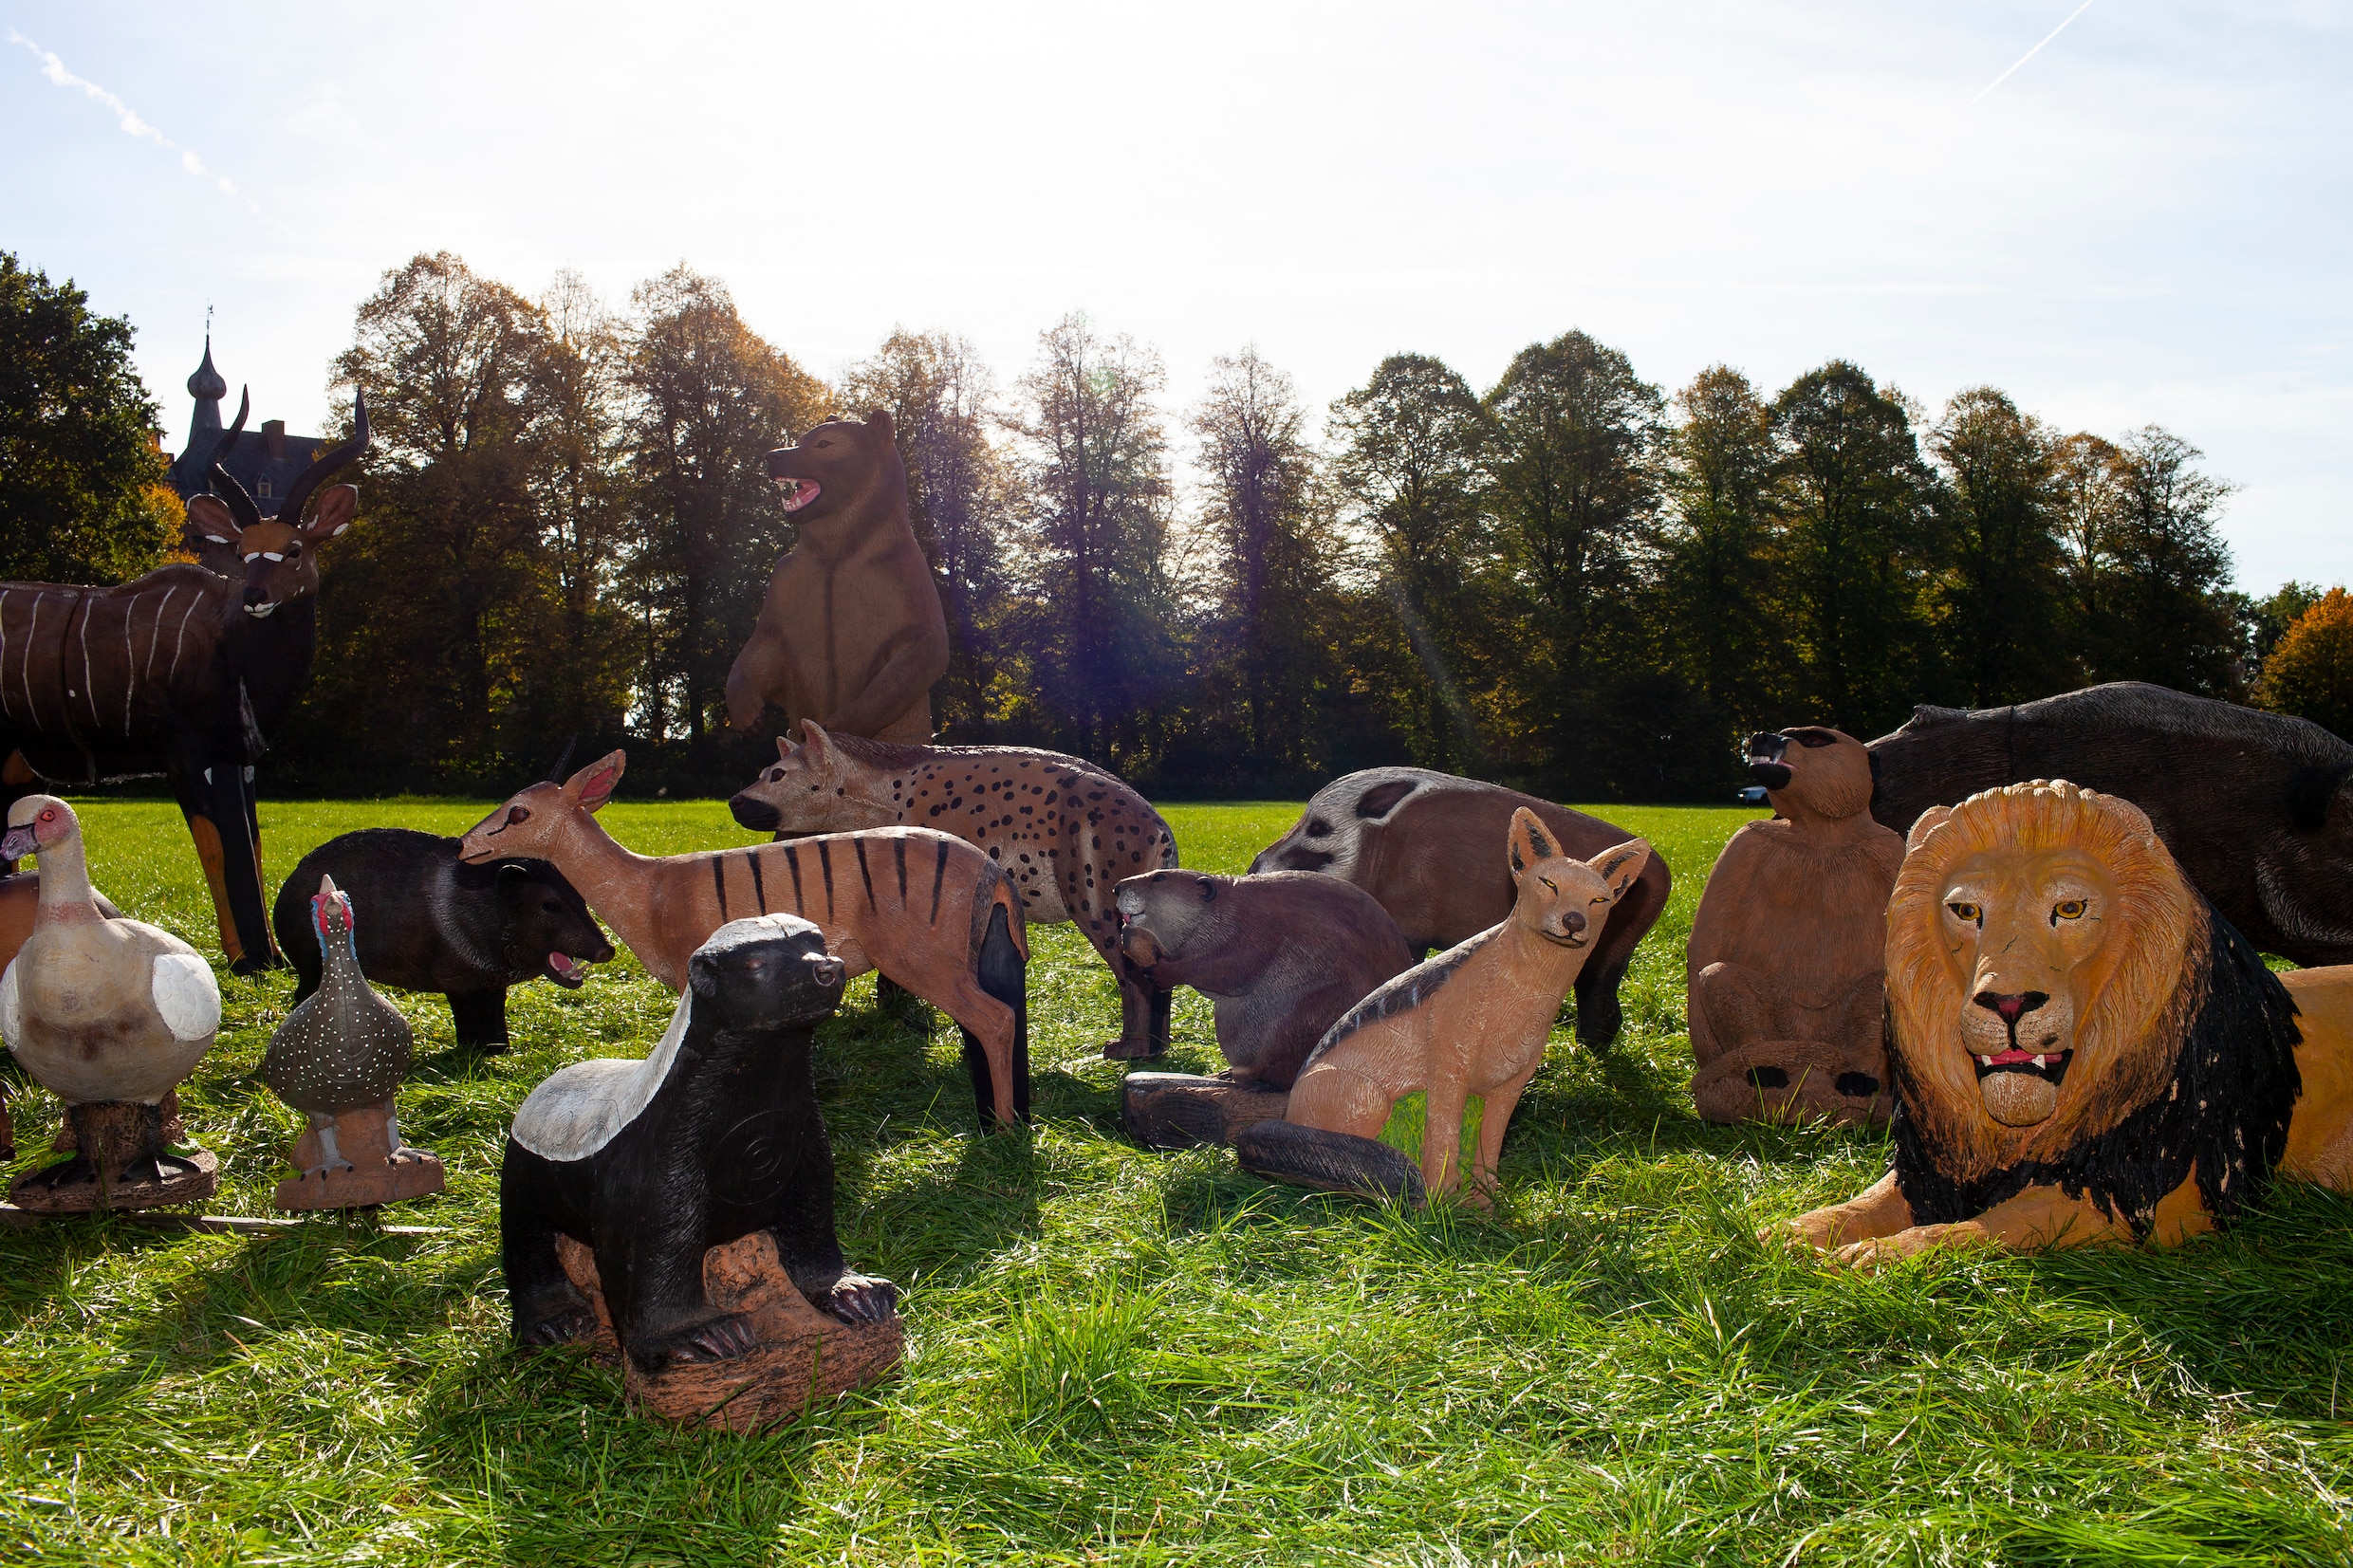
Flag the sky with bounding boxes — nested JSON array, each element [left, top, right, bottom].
[[5, 1, 2348, 591]]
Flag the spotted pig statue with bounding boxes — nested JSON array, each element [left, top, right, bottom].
[[731, 722, 1179, 1058]]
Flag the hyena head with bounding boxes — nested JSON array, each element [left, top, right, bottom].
[[729, 721, 894, 836], [1505, 807, 1650, 953]]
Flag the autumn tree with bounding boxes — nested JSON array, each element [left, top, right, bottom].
[[1326, 352, 1494, 768], [1929, 387, 2071, 705], [1189, 346, 1330, 772], [1658, 365, 1785, 739], [1772, 361, 1938, 735], [1007, 314, 1178, 764], [840, 329, 1012, 738], [623, 267, 828, 742], [2256, 586, 2353, 740], [0, 252, 175, 584]]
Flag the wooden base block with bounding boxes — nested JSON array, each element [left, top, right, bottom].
[[273, 1104, 445, 1211], [1691, 1040, 1890, 1128], [1122, 1071, 1291, 1150], [9, 1147, 219, 1213], [554, 1231, 903, 1431]]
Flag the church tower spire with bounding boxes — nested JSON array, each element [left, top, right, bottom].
[[185, 328, 228, 446]]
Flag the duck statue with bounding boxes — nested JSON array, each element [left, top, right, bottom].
[[0, 796, 222, 1210], [263, 875, 443, 1208]]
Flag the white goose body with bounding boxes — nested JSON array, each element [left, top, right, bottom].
[[0, 798, 218, 1106]]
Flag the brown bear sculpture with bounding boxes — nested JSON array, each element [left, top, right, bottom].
[[1250, 768, 1670, 1049], [1687, 728, 1903, 1126], [725, 412, 951, 746], [1114, 869, 1417, 1150]]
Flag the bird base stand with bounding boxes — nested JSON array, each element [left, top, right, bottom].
[[1121, 1071, 1292, 1151], [552, 1229, 903, 1431], [273, 1101, 444, 1210], [8, 1099, 219, 1213]]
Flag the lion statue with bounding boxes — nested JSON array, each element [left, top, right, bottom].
[[1770, 779, 2353, 1267]]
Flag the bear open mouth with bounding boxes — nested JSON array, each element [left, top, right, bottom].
[[777, 477, 822, 513], [1972, 1046, 2072, 1087], [546, 951, 588, 988]]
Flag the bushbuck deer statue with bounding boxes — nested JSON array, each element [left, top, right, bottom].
[[0, 388, 369, 971]]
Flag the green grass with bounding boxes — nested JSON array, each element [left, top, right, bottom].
[[3, 799, 2350, 1566]]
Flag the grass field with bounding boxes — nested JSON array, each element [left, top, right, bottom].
[[2, 797, 2349, 1567]]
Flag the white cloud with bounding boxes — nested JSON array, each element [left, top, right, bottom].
[[7, 28, 250, 208]]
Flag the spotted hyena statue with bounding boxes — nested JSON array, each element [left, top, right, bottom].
[[732, 721, 1179, 1058]]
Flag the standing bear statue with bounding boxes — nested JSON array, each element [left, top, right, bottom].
[[501, 913, 902, 1430], [1687, 728, 1904, 1126]]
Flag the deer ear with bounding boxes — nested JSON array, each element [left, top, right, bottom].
[[565, 750, 625, 813], [1506, 807, 1553, 876], [188, 494, 240, 543], [1589, 839, 1651, 899], [1905, 804, 1955, 854], [301, 483, 358, 539]]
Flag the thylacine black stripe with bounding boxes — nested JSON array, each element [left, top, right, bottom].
[[893, 836, 908, 903], [783, 844, 806, 912], [853, 839, 878, 913], [1299, 927, 1498, 1073], [712, 854, 729, 920], [930, 837, 950, 924], [817, 840, 835, 918], [746, 850, 766, 913]]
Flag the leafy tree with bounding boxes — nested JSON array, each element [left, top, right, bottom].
[[1007, 314, 1178, 766], [1483, 330, 1663, 779], [1928, 387, 2070, 705], [1189, 346, 1330, 773], [1772, 361, 1938, 735], [0, 252, 173, 584], [623, 266, 828, 743], [1326, 352, 1494, 768], [2097, 427, 2242, 696], [2256, 586, 2353, 740], [2249, 581, 2323, 668], [1659, 365, 1786, 740], [840, 329, 1013, 739]]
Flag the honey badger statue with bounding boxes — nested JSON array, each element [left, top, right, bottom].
[[501, 915, 897, 1374]]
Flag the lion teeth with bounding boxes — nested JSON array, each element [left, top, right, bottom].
[[1977, 1055, 1993, 1066], [2031, 1054, 2049, 1068]]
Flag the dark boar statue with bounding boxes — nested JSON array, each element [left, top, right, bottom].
[[1114, 869, 1417, 1150], [274, 829, 614, 1050], [1250, 767, 1671, 1047], [1868, 682, 2353, 968]]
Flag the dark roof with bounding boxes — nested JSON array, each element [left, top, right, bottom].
[[164, 333, 324, 522]]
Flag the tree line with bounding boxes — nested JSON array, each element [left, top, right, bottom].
[[5, 249, 2344, 801]]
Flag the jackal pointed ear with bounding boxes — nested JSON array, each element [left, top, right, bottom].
[[187, 493, 241, 544], [799, 720, 834, 765], [299, 483, 358, 540], [1506, 807, 1555, 876], [1906, 804, 1955, 854], [776, 734, 796, 760], [1589, 838, 1651, 899], [564, 750, 625, 813]]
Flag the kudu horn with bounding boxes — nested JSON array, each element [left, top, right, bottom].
[[279, 387, 372, 525], [547, 735, 580, 783], [204, 388, 263, 533]]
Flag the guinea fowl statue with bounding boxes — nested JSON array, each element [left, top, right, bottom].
[[0, 796, 222, 1211], [263, 875, 444, 1208]]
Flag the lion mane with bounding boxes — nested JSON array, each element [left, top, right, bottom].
[[1883, 780, 2304, 1237]]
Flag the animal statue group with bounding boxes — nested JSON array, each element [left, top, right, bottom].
[[729, 721, 1179, 1058], [1251, 768, 1671, 1050], [260, 875, 444, 1210], [0, 796, 222, 1210], [0, 391, 369, 971], [725, 413, 951, 747], [501, 914, 902, 1429], [463, 750, 1031, 1128], [1238, 812, 1652, 1203], [1771, 780, 2353, 1264], [1686, 728, 1903, 1126]]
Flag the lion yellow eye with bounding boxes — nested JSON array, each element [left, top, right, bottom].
[[1540, 877, 1556, 894], [1948, 901, 1981, 924], [2053, 899, 2087, 922]]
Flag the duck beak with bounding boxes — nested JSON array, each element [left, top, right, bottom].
[[0, 827, 36, 860]]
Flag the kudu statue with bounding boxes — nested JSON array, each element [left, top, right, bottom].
[[0, 388, 369, 971]]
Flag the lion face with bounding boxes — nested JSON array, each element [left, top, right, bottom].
[[1887, 780, 2199, 1169], [1933, 845, 2122, 1126]]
